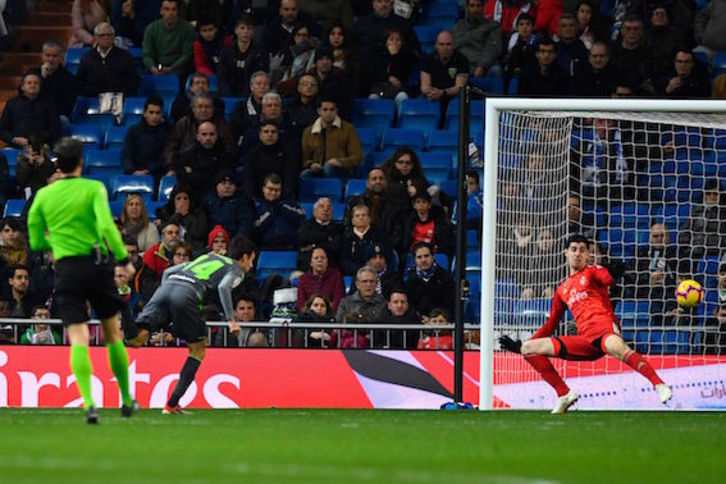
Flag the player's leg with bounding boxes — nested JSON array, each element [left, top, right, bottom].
[[164, 340, 205, 413], [602, 334, 672, 403], [520, 338, 572, 399], [100, 315, 136, 415], [126, 288, 171, 347], [67, 322, 98, 423]]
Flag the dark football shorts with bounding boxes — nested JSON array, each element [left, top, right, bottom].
[[54, 256, 125, 326], [135, 282, 206, 343], [550, 334, 619, 361]]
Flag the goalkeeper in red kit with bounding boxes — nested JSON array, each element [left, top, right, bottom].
[[500, 234, 673, 413]]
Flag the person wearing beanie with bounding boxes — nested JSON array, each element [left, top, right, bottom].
[[204, 170, 256, 238], [208, 225, 230, 254]]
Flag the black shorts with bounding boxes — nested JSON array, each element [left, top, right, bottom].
[[136, 282, 206, 343], [54, 256, 125, 326]]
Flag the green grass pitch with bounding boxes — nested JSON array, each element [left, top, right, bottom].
[[0, 409, 723, 483]]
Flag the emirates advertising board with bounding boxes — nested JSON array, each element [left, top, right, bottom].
[[0, 347, 724, 410]]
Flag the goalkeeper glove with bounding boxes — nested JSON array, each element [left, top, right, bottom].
[[499, 335, 522, 353]]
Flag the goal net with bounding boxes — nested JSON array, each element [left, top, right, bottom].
[[479, 99, 726, 411]]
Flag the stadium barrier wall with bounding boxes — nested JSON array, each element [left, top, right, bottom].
[[0, 347, 724, 410]]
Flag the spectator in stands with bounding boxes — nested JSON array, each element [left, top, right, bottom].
[[575, 0, 607, 49], [244, 121, 299, 200], [261, 0, 323, 58], [301, 97, 363, 180], [111, 0, 161, 46], [142, 0, 195, 75], [451, 0, 503, 78], [335, 265, 386, 323], [193, 17, 232, 77], [340, 204, 388, 276], [120, 193, 159, 253], [238, 92, 293, 155], [521, 228, 564, 299], [69, 0, 113, 47], [122, 95, 170, 179], [252, 174, 306, 250], [220, 296, 269, 348], [643, 5, 682, 79], [301, 0, 354, 35], [534, 0, 562, 38], [381, 148, 430, 220], [354, 0, 419, 61], [377, 287, 418, 349], [325, 23, 356, 78], [176, 121, 235, 195], [404, 242, 455, 316], [401, 191, 453, 257], [297, 246, 345, 312], [0, 295, 11, 343], [630, 223, 678, 322], [565, 194, 594, 240], [155, 184, 208, 253], [694, 0, 726, 58], [504, 13, 537, 92], [655, 49, 711, 99], [0, 219, 30, 279], [6, 265, 38, 319], [33, 41, 78, 121], [297, 197, 344, 270], [204, 170, 255, 238], [484, 0, 534, 36], [358, 242, 401, 300], [417, 308, 453, 349], [20, 305, 59, 345], [677, 179, 726, 272], [344, 168, 397, 236], [714, 74, 726, 98], [123, 238, 142, 271], [139, 220, 180, 300], [460, 170, 484, 230], [170, 72, 224, 124], [16, 136, 54, 195], [610, 15, 652, 94], [76, 23, 140, 98], [362, 28, 416, 108], [297, 293, 336, 347], [218, 15, 269, 97], [517, 37, 565, 96], [272, 23, 318, 87], [612, 83, 635, 98], [207, 225, 229, 255], [0, 72, 61, 149], [569, 41, 614, 97], [169, 241, 192, 267], [555, 13, 588, 77], [288, 73, 320, 138], [719, 263, 726, 304], [420, 31, 469, 126], [704, 303, 726, 355], [230, 71, 271, 147], [163, 92, 235, 173]]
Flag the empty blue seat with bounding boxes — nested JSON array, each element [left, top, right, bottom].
[[72, 96, 101, 120], [139, 74, 180, 97], [380, 128, 425, 151], [158, 175, 178, 202], [3, 199, 26, 217], [352, 98, 394, 132], [466, 229, 479, 250], [1, 149, 20, 166], [109, 199, 125, 217], [413, 25, 442, 53], [425, 169, 452, 185], [112, 174, 155, 200], [71, 124, 104, 148], [427, 129, 458, 152], [146, 200, 165, 218], [713, 51, 726, 77], [84, 148, 122, 175], [445, 100, 483, 130], [105, 125, 129, 148], [256, 250, 298, 281], [123, 97, 147, 118], [299, 177, 343, 202], [419, 151, 452, 170], [65, 47, 90, 66], [439, 179, 457, 197], [397, 98, 440, 130], [422, 0, 459, 25], [221, 97, 243, 118], [344, 179, 367, 199]]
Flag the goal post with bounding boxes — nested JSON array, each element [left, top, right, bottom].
[[479, 98, 726, 411]]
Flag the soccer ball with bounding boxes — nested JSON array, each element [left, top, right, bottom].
[[675, 279, 703, 308]]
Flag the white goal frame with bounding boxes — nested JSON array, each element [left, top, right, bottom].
[[479, 98, 726, 410]]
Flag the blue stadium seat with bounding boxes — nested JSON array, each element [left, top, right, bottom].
[[158, 175, 178, 202], [109, 200, 125, 217], [439, 179, 457, 197], [72, 97, 116, 132], [445, 100, 484, 130], [3, 199, 26, 217], [713, 51, 726, 77], [352, 98, 394, 133], [344, 178, 367, 199], [146, 200, 165, 218], [507, 77, 518, 94], [299, 178, 343, 202], [105, 125, 129, 148], [84, 148, 122, 175], [427, 129, 458, 152], [1, 149, 20, 166], [255, 250, 298, 281], [380, 128, 425, 151], [396, 98, 440, 130], [112, 174, 155, 200], [139, 74, 180, 97], [65, 47, 90, 67], [71, 124, 104, 148], [422, 0, 460, 26], [127, 47, 143, 60], [221, 97, 243, 119], [419, 151, 452, 171], [466, 229, 479, 250], [413, 25, 442, 54]]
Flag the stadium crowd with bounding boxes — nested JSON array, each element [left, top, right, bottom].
[[0, 0, 725, 352]]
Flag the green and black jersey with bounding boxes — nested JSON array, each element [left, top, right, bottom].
[[27, 177, 127, 262]]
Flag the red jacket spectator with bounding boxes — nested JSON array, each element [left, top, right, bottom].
[[297, 267, 346, 312], [534, 0, 562, 38], [142, 242, 172, 278], [193, 34, 232, 77], [484, 0, 538, 35]]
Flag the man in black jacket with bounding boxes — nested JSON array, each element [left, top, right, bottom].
[[76, 23, 140, 97], [0, 72, 61, 149], [568, 42, 614, 97], [32, 41, 78, 119], [243, 120, 298, 200], [297, 197, 344, 270], [517, 37, 566, 97], [177, 121, 235, 196], [376, 287, 419, 349], [218, 15, 269, 97], [404, 242, 455, 317], [121, 96, 171, 179]]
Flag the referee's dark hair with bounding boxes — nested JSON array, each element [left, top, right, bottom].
[[566, 234, 590, 248], [53, 137, 84, 174], [228, 235, 256, 260]]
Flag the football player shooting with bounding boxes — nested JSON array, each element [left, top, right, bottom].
[[500, 234, 673, 413], [124, 235, 256, 414]]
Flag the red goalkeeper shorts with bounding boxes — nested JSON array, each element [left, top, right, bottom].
[[550, 334, 618, 361]]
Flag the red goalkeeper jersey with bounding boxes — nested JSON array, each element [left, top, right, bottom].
[[532, 265, 620, 342]]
